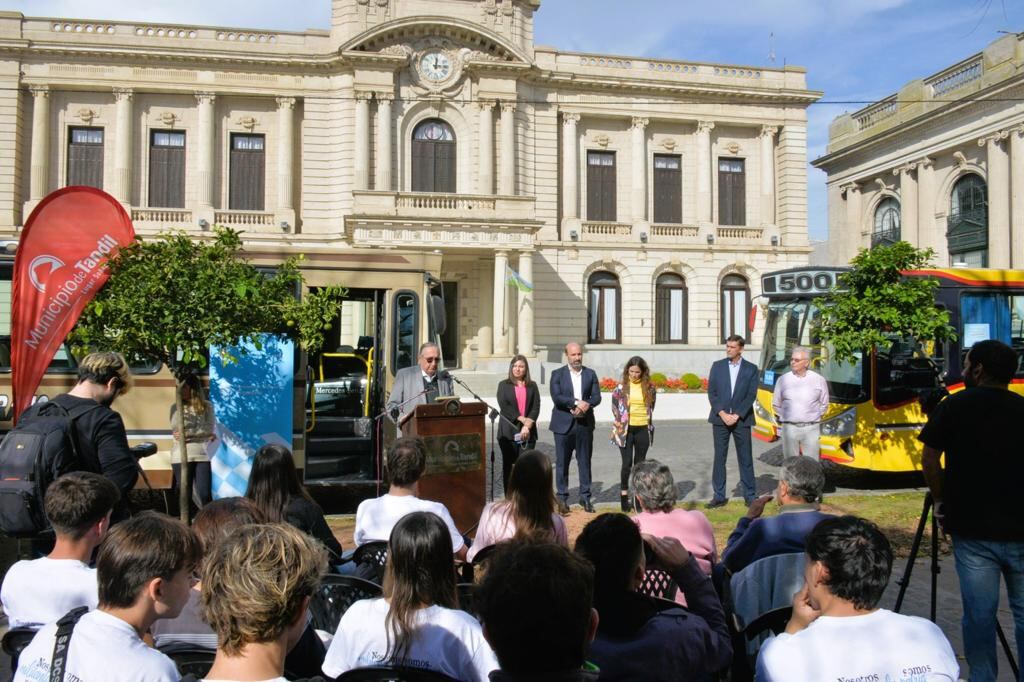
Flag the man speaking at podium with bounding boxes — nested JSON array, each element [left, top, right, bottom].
[[387, 342, 455, 423]]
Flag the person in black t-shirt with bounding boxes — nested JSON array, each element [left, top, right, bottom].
[[919, 339, 1024, 681], [21, 351, 138, 518]]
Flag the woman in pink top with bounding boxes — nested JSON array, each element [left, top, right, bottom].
[[631, 459, 716, 604], [468, 450, 568, 561], [495, 355, 541, 493]]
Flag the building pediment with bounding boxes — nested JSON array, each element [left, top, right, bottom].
[[341, 17, 531, 67]]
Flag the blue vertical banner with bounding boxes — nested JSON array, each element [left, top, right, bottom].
[[208, 334, 294, 499]]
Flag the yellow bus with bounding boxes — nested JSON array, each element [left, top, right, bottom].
[[753, 266, 1024, 477], [0, 246, 445, 507]]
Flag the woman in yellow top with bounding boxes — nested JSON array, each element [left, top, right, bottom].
[[610, 356, 656, 512]]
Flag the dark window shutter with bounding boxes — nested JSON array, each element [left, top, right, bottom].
[[67, 127, 104, 189], [411, 120, 456, 193], [718, 158, 746, 226], [653, 154, 682, 223], [149, 131, 185, 208], [587, 152, 617, 221], [230, 134, 265, 210], [411, 139, 434, 192], [434, 141, 456, 193]]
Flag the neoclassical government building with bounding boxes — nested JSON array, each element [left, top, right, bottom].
[[0, 0, 820, 375], [816, 33, 1024, 269]]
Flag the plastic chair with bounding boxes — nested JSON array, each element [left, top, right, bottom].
[[335, 665, 458, 681], [157, 642, 216, 678], [352, 541, 389, 584], [636, 567, 679, 601], [2, 627, 37, 674], [310, 574, 383, 633]]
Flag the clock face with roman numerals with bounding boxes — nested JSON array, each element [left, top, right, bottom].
[[420, 51, 452, 82]]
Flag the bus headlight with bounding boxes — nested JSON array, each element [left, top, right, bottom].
[[820, 408, 856, 437], [754, 401, 773, 422]]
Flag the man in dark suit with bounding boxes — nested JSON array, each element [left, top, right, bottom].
[[706, 334, 759, 508], [386, 342, 455, 424], [549, 342, 602, 514]]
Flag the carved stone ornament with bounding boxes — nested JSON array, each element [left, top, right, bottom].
[[76, 108, 97, 124], [725, 142, 741, 155], [459, 46, 503, 66], [662, 137, 677, 151], [953, 151, 968, 169], [593, 133, 610, 148], [407, 38, 465, 95], [380, 43, 414, 61], [159, 112, 178, 127], [236, 116, 258, 131]]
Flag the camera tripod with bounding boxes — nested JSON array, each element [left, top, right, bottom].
[[894, 492, 1018, 678]]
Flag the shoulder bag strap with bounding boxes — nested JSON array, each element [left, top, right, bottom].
[[48, 606, 89, 682]]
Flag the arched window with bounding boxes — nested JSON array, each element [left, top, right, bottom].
[[588, 271, 621, 344], [948, 174, 988, 266], [872, 197, 901, 247], [655, 273, 687, 343], [720, 274, 750, 342], [411, 119, 456, 193]]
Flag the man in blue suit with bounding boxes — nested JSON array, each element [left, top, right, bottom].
[[706, 334, 759, 508], [549, 342, 602, 514]]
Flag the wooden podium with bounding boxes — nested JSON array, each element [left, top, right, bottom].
[[400, 400, 486, 533]]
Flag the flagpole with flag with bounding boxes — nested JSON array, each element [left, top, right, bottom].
[[505, 265, 534, 293]]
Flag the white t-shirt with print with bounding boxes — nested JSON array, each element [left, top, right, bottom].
[[756, 608, 959, 681], [322, 598, 498, 682], [354, 494, 465, 551], [1, 557, 98, 629], [14, 608, 180, 682]]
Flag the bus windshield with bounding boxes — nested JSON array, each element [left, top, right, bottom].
[[759, 300, 866, 403]]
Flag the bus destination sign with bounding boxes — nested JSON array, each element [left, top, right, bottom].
[[760, 267, 849, 297]]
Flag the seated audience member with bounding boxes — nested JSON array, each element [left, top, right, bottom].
[[245, 444, 344, 562], [721, 455, 833, 575], [468, 450, 568, 561], [14, 511, 200, 682], [186, 523, 327, 682], [756, 516, 959, 681], [354, 437, 467, 560], [574, 513, 731, 681], [2, 472, 119, 629], [323, 511, 498, 681], [477, 542, 600, 681], [631, 460, 716, 586]]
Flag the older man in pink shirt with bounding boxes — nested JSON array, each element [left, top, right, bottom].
[[772, 346, 829, 459]]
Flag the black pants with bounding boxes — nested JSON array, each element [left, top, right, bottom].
[[171, 461, 213, 509], [618, 425, 651, 492], [498, 436, 535, 493]]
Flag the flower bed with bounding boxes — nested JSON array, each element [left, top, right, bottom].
[[599, 374, 709, 393]]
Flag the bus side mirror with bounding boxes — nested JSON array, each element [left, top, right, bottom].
[[432, 294, 447, 336]]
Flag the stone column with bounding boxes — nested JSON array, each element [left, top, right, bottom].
[[112, 88, 133, 204], [478, 259, 494, 358], [354, 91, 372, 191], [28, 86, 51, 202], [916, 157, 936, 255], [562, 112, 580, 222], [499, 101, 516, 195], [696, 120, 715, 225], [895, 164, 918, 246], [1012, 128, 1024, 267], [760, 125, 778, 225], [631, 117, 648, 223], [493, 250, 509, 355], [476, 100, 494, 195], [516, 251, 534, 356], [842, 182, 862, 258], [983, 133, 1011, 267], [276, 97, 296, 213], [375, 93, 393, 191], [195, 92, 216, 212]]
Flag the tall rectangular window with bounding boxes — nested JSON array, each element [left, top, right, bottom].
[[67, 127, 104, 189], [718, 157, 746, 226], [149, 130, 186, 208], [653, 154, 682, 224], [586, 151, 617, 221], [229, 133, 265, 211]]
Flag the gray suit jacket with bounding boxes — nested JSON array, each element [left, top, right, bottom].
[[386, 365, 455, 422]]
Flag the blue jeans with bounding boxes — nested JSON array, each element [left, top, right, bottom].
[[952, 534, 1024, 681]]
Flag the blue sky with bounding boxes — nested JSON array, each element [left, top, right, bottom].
[[11, 0, 1024, 240]]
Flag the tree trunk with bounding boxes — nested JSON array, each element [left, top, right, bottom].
[[175, 379, 190, 523]]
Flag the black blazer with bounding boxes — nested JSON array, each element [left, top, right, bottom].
[[707, 357, 759, 426], [496, 379, 541, 442]]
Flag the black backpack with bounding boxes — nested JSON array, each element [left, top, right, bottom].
[[0, 400, 99, 537]]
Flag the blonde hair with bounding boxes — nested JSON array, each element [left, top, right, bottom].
[[200, 523, 326, 655], [77, 351, 133, 395]]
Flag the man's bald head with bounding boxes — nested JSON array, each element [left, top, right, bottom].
[[565, 342, 583, 371]]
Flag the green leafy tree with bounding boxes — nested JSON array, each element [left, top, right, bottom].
[[70, 227, 344, 521], [817, 242, 956, 364]]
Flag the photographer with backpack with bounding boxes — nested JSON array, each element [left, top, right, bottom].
[[0, 352, 138, 537]]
